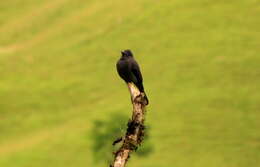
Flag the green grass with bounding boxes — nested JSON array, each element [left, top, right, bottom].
[[0, 0, 259, 166]]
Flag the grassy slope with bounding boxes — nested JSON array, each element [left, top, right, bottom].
[[0, 0, 259, 166]]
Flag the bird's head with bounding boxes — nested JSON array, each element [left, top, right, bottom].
[[121, 49, 134, 58]]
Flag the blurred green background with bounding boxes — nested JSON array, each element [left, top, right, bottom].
[[0, 0, 259, 167]]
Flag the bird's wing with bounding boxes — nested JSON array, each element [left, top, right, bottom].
[[131, 61, 143, 83], [131, 65, 145, 92]]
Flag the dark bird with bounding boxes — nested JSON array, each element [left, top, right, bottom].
[[116, 49, 149, 105]]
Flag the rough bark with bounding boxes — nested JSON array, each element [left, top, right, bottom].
[[111, 83, 147, 167]]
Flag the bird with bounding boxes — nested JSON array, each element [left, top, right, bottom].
[[116, 49, 149, 105]]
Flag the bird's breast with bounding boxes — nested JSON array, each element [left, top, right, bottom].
[[116, 59, 132, 82]]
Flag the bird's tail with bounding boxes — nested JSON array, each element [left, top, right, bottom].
[[136, 83, 148, 105], [142, 92, 149, 105]]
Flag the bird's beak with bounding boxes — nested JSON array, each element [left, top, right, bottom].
[[121, 51, 125, 56]]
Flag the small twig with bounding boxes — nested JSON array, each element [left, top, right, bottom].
[[113, 137, 123, 146], [111, 83, 147, 167]]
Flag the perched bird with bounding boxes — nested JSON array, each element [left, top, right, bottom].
[[116, 49, 149, 105]]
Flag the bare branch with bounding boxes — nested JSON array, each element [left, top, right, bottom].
[[111, 83, 147, 167]]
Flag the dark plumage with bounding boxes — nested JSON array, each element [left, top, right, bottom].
[[116, 50, 149, 105]]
